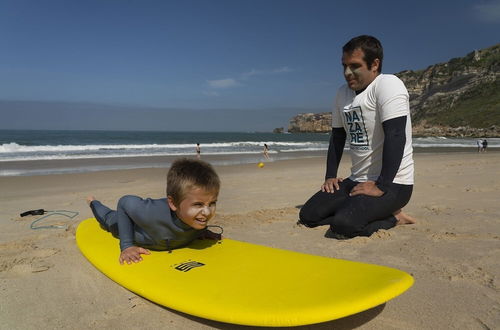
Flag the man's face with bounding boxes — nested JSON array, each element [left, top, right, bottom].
[[342, 48, 379, 92], [168, 186, 218, 230]]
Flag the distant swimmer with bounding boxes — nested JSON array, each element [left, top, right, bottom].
[[263, 144, 270, 159], [196, 143, 201, 159]]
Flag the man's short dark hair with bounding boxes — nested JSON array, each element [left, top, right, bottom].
[[343, 35, 383, 73]]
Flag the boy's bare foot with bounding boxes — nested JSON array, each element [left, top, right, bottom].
[[393, 209, 416, 225], [86, 196, 96, 206]]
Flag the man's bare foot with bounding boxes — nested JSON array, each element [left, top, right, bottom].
[[393, 209, 416, 225], [86, 196, 96, 206]]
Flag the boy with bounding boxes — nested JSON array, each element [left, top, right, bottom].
[[87, 158, 220, 264]]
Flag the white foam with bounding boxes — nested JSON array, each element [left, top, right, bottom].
[[1, 138, 497, 164]]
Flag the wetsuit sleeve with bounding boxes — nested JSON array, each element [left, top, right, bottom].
[[376, 116, 407, 192], [116, 196, 141, 251], [325, 127, 347, 179]]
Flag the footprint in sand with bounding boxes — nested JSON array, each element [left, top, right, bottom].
[[432, 263, 497, 289], [0, 241, 59, 276], [423, 204, 451, 215], [430, 231, 459, 241]]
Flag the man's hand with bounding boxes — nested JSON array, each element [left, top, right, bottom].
[[321, 177, 343, 193], [349, 181, 384, 197], [119, 246, 151, 265]]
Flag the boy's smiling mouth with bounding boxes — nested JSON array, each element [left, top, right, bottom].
[[195, 218, 208, 225]]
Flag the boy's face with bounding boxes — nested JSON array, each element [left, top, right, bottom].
[[342, 48, 379, 91], [167, 186, 218, 230]]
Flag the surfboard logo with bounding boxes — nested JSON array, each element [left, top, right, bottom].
[[173, 260, 206, 272]]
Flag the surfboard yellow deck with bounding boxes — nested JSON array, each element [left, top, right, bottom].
[[76, 218, 413, 327]]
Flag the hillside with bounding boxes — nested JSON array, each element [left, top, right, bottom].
[[396, 43, 500, 135]]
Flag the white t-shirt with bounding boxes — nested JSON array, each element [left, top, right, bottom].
[[332, 74, 414, 184]]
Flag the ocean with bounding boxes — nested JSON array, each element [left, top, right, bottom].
[[0, 130, 498, 176]]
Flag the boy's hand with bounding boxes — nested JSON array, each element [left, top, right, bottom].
[[119, 246, 151, 265], [199, 229, 222, 241]]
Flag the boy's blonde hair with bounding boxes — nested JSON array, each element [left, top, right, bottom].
[[166, 158, 220, 205]]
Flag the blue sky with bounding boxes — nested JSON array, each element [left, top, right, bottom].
[[1, 0, 499, 131]]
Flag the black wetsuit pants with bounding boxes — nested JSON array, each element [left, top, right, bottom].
[[299, 179, 413, 238]]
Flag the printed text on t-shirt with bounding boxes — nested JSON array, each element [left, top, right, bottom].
[[343, 106, 369, 147]]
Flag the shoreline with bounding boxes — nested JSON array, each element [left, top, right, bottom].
[[1, 147, 498, 177]]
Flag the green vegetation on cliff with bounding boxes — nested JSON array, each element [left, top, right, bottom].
[[397, 44, 499, 129], [428, 79, 500, 127]]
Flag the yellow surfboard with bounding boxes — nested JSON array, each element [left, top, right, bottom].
[[76, 218, 413, 327]]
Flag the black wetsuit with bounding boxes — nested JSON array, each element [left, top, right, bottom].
[[90, 196, 204, 251], [299, 116, 413, 238]]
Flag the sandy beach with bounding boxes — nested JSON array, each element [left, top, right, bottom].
[[1, 151, 499, 329]]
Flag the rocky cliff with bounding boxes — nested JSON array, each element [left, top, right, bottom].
[[288, 112, 332, 133], [395, 43, 499, 134], [288, 43, 500, 137]]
